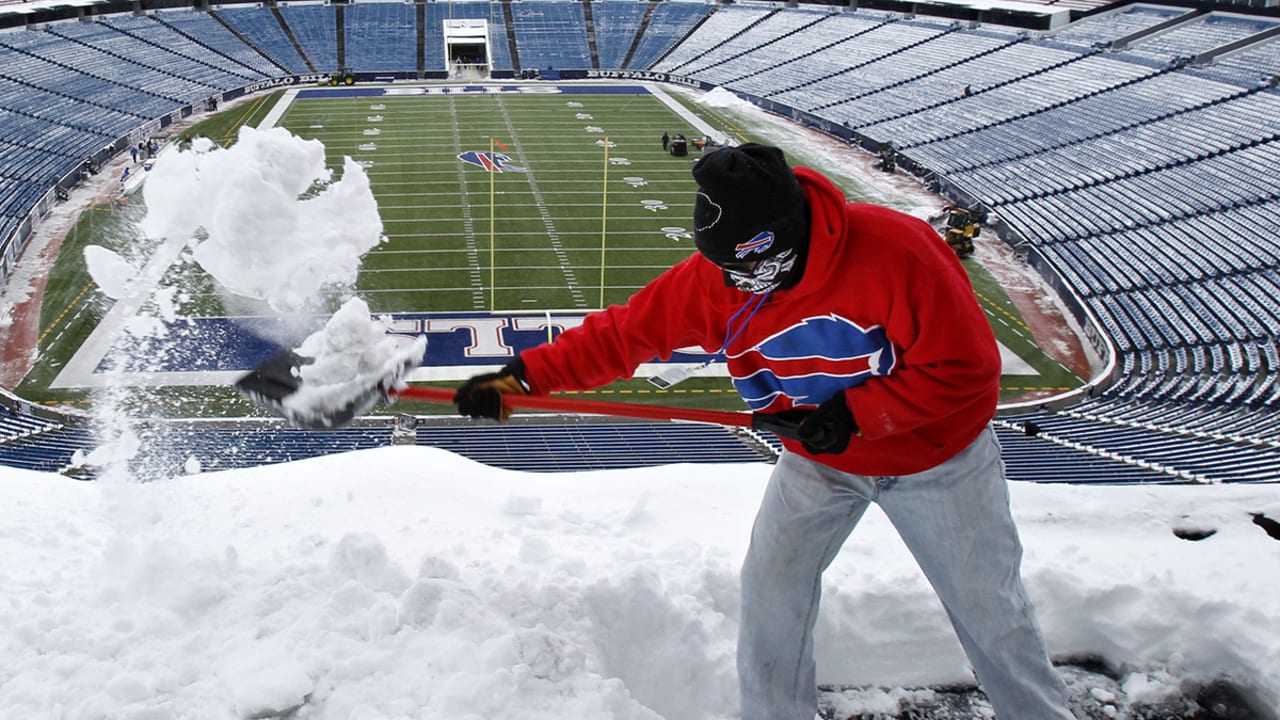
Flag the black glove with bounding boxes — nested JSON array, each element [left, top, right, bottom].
[[454, 358, 529, 421], [798, 392, 857, 455]]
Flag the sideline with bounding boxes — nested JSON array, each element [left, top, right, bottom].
[[50, 229, 192, 389], [646, 83, 728, 146], [257, 88, 298, 130]]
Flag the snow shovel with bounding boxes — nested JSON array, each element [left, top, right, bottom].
[[235, 348, 818, 441]]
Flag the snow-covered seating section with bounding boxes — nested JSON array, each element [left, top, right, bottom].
[[9, 21, 215, 104], [691, 9, 843, 88], [859, 53, 1161, 146], [51, 16, 240, 94], [905, 72, 1250, 174], [817, 40, 1071, 129], [1120, 12, 1280, 64], [674, 5, 829, 82], [277, 3, 339, 74], [98, 13, 267, 87], [993, 141, 1280, 245], [343, 1, 417, 72], [0, 87, 121, 216], [799, 28, 1022, 112], [993, 420, 1197, 483], [0, 29, 157, 213], [916, 87, 1280, 203], [214, 5, 310, 75], [592, 2, 648, 70], [1059, 360, 1280, 453], [129, 425, 396, 476], [719, 11, 902, 98], [626, 1, 714, 70], [999, 410, 1280, 482], [1044, 3, 1193, 50], [650, 3, 772, 74], [1189, 37, 1280, 86], [154, 8, 284, 78], [511, 2, 591, 70], [769, 19, 957, 111], [0, 42, 151, 121], [0, 405, 1196, 484], [0, 71, 140, 140], [0, 405, 63, 442]]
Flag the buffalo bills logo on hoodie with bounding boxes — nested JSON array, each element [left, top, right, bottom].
[[457, 151, 525, 173], [729, 314, 897, 411]]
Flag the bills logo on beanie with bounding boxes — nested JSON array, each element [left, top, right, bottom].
[[692, 143, 809, 272], [735, 232, 775, 258]]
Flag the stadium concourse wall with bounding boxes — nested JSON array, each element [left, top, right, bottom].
[[581, 68, 1119, 414]]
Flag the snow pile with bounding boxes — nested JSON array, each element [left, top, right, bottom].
[[139, 126, 384, 313], [1, 452, 1277, 719], [697, 87, 751, 112]]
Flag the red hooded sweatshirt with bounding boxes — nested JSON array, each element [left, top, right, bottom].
[[520, 167, 1002, 476]]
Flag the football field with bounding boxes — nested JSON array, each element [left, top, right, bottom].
[[23, 83, 1084, 416]]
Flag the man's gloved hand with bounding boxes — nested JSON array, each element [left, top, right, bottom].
[[798, 392, 857, 455], [454, 358, 529, 421]]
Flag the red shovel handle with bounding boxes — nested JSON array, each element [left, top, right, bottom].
[[393, 385, 757, 428]]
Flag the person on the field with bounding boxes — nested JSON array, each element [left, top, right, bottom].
[[454, 143, 1074, 720]]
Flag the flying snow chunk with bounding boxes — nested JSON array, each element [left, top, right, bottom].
[[139, 126, 385, 312], [83, 245, 138, 300]]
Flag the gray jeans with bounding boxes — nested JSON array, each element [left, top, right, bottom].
[[738, 425, 1074, 720]]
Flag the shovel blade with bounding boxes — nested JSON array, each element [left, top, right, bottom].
[[235, 349, 388, 429], [235, 349, 309, 405]]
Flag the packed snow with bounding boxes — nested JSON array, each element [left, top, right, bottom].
[[1, 453, 1278, 719], [276, 297, 427, 428], [6, 86, 1278, 719]]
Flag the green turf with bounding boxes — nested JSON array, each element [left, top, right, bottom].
[[276, 93, 704, 313], [17, 201, 138, 408], [20, 87, 1083, 417]]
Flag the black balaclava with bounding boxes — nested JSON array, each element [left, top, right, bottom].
[[692, 143, 809, 293]]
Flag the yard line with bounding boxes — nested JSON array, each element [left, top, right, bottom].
[[497, 98, 587, 309], [447, 96, 487, 311]]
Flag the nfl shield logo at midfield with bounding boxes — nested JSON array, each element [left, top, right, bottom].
[[457, 151, 526, 173]]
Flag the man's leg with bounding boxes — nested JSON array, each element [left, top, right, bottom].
[[877, 426, 1074, 720], [738, 451, 874, 720]]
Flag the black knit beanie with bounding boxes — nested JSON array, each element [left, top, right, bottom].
[[692, 143, 809, 267]]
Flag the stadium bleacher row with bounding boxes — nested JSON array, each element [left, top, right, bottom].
[[1, 0, 1278, 483], [0, 402, 1185, 484]]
